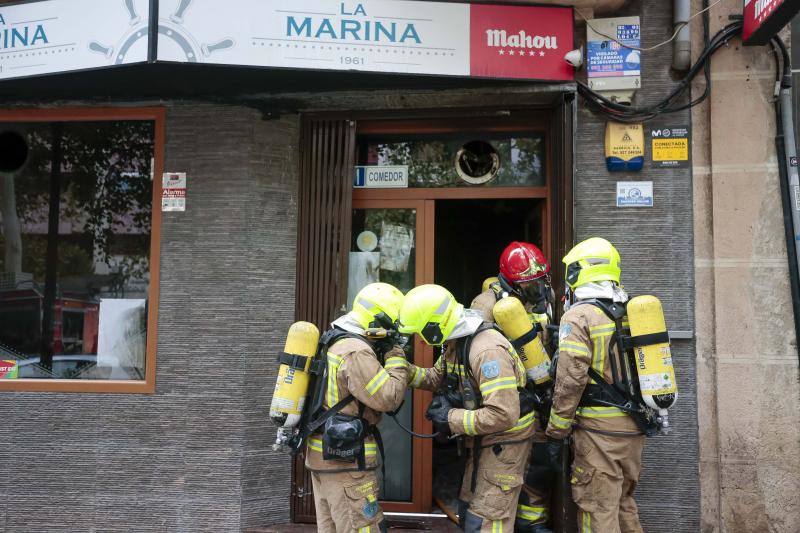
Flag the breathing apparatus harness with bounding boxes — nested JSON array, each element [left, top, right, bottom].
[[289, 314, 404, 473], [573, 299, 668, 437], [434, 322, 537, 491], [489, 281, 556, 430]]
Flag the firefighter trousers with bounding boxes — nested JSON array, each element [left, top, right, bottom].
[[311, 469, 386, 533], [458, 439, 533, 533], [571, 425, 645, 533]]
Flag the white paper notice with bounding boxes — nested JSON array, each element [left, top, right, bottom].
[[348, 251, 380, 309], [162, 172, 187, 212], [379, 223, 414, 272]]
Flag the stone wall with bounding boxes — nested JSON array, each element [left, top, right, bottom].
[[692, 1, 800, 532], [0, 104, 300, 532]]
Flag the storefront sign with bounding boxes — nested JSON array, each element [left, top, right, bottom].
[[0, 360, 17, 379], [0, 0, 149, 80], [354, 166, 409, 188], [616, 181, 653, 207], [743, 0, 800, 45], [157, 0, 573, 81], [650, 125, 690, 168], [162, 172, 187, 212]]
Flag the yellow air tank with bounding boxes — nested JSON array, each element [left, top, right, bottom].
[[482, 276, 499, 293], [270, 321, 321, 430], [627, 295, 677, 411], [493, 297, 551, 385]]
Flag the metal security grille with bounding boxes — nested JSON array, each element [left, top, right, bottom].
[[292, 117, 356, 522]]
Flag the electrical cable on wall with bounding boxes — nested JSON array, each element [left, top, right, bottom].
[[577, 21, 744, 123], [576, 0, 723, 53]]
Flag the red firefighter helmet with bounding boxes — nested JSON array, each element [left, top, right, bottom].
[[499, 242, 550, 283]]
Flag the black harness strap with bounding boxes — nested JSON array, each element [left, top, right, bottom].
[[372, 424, 386, 480], [623, 331, 670, 349], [277, 351, 314, 372], [356, 403, 367, 471], [291, 394, 356, 455], [510, 322, 542, 351]]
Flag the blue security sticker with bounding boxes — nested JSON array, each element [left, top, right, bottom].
[[362, 499, 379, 519], [559, 324, 573, 341], [481, 360, 500, 379]]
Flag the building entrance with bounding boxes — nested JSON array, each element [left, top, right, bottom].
[[291, 109, 574, 526]]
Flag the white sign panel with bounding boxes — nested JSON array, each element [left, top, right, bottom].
[[97, 298, 146, 377], [0, 0, 149, 80], [162, 172, 187, 212], [354, 165, 409, 188], [157, 0, 470, 75], [616, 181, 653, 207]]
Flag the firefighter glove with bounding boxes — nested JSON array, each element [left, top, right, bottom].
[[544, 437, 564, 473], [425, 395, 453, 437]]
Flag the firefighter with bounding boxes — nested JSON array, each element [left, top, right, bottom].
[[305, 282, 410, 533], [470, 241, 554, 533], [545, 238, 645, 533], [398, 284, 535, 533]]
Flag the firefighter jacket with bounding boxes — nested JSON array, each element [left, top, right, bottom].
[[407, 327, 535, 446], [546, 302, 640, 440], [305, 336, 409, 472]]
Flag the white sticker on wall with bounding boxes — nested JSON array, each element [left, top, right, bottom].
[[616, 181, 653, 207], [162, 172, 187, 212]]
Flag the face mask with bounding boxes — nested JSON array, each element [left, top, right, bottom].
[[519, 279, 549, 312]]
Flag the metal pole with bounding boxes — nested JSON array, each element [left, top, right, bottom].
[[780, 86, 800, 271]]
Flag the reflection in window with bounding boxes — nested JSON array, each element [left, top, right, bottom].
[[360, 134, 544, 188], [0, 121, 154, 380]]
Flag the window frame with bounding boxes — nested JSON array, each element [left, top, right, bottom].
[[0, 107, 165, 394]]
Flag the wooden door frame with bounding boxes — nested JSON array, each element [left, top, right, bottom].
[[351, 113, 555, 516], [293, 99, 574, 523], [351, 198, 433, 513]]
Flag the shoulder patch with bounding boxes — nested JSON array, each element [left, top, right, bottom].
[[481, 360, 501, 379], [559, 324, 573, 341]]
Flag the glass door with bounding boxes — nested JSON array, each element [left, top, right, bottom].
[[349, 199, 434, 513]]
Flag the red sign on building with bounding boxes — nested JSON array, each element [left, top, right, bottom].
[[743, 0, 800, 45], [469, 4, 574, 81]]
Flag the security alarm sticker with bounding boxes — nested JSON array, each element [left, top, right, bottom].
[[616, 181, 653, 207], [162, 172, 187, 212], [605, 122, 644, 171], [650, 125, 690, 168], [587, 21, 640, 78], [354, 166, 409, 188], [0, 359, 18, 379]]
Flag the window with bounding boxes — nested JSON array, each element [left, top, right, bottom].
[[0, 109, 163, 393], [359, 133, 545, 188]]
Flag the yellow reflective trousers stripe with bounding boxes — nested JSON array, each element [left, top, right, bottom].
[[491, 519, 503, 533], [517, 504, 547, 521]]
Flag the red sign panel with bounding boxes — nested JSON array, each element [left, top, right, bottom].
[[469, 4, 574, 81], [743, 0, 800, 45]]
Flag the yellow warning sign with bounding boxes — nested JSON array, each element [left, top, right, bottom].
[[650, 125, 690, 168], [605, 122, 645, 160], [652, 138, 688, 162]]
